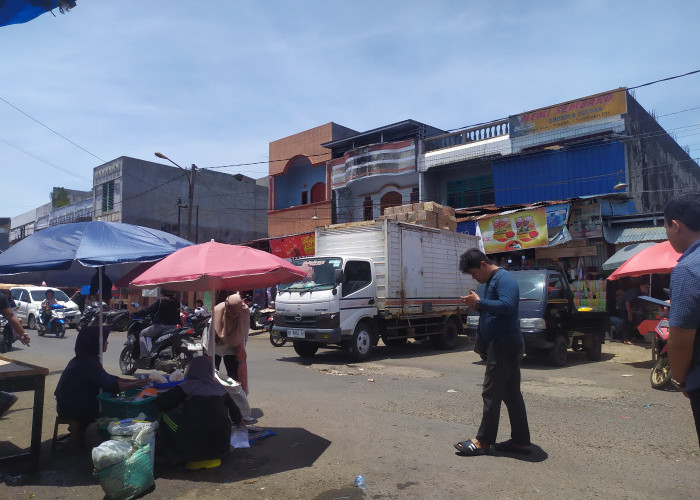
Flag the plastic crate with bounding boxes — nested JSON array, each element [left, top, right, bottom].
[[98, 389, 159, 421]]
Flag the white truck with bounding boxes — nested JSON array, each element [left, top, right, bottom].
[[271, 219, 480, 360]]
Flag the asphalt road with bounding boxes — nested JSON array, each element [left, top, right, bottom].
[[1, 328, 698, 499]]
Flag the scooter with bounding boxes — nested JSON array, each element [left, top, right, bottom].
[[650, 318, 673, 389], [104, 309, 132, 332], [264, 310, 284, 346], [119, 315, 202, 375], [37, 304, 66, 338], [76, 301, 109, 332], [0, 317, 15, 353]]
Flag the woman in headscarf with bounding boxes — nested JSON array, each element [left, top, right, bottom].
[[55, 326, 148, 426], [204, 293, 249, 393], [156, 356, 243, 465]]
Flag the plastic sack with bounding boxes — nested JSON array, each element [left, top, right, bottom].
[[170, 369, 185, 382], [94, 444, 154, 500], [92, 439, 134, 471], [230, 426, 249, 449], [148, 372, 167, 384], [108, 419, 158, 437], [214, 370, 251, 420]]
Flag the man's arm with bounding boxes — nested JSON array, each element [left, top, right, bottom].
[[668, 326, 696, 390]]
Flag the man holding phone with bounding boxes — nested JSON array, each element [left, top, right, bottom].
[[453, 248, 531, 456]]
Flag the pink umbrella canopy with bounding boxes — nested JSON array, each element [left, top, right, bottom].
[[607, 240, 682, 280], [129, 241, 307, 291]]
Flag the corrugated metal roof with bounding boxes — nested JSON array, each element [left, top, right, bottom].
[[603, 225, 667, 244]]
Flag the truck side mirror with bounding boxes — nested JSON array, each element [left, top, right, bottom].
[[334, 269, 345, 284]]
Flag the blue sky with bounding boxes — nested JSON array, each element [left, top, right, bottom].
[[1, 0, 699, 215]]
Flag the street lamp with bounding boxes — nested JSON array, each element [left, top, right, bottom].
[[155, 152, 196, 241]]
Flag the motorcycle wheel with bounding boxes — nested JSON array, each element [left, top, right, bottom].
[[250, 310, 260, 330], [270, 334, 287, 347], [174, 347, 194, 372], [119, 345, 137, 375], [59, 323, 66, 338], [650, 356, 672, 389], [113, 317, 129, 332], [37, 326, 45, 337]]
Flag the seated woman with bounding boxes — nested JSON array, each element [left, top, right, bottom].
[[156, 356, 243, 467], [54, 326, 148, 441]]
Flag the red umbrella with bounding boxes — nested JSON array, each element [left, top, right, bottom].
[[130, 241, 308, 383], [129, 241, 307, 291], [607, 241, 682, 280]]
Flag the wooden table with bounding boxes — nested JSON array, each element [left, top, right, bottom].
[[0, 356, 49, 469]]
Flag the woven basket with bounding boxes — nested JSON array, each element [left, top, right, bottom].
[[94, 444, 154, 500]]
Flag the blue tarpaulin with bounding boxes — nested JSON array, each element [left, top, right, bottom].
[[0, 221, 192, 274], [0, 0, 75, 27]]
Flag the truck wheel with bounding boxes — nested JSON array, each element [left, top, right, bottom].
[[585, 333, 602, 361], [293, 341, 319, 358], [650, 356, 672, 389], [431, 318, 460, 350], [349, 320, 374, 361], [27, 315, 36, 330], [548, 334, 567, 367]]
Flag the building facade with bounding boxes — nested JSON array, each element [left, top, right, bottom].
[[93, 156, 268, 243]]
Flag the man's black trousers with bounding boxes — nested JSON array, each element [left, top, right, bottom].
[[476, 335, 531, 446]]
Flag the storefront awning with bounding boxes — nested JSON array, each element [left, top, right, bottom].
[[603, 225, 667, 244]]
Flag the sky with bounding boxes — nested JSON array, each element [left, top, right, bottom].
[[1, 0, 699, 216]]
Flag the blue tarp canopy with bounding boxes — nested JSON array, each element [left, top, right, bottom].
[[0, 221, 192, 275], [0, 0, 75, 27]]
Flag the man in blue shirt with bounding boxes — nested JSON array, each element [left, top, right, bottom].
[[453, 249, 531, 456], [664, 193, 700, 447]]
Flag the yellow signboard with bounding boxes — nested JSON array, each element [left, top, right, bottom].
[[478, 207, 549, 254], [509, 89, 627, 137]]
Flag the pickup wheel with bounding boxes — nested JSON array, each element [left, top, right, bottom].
[[431, 318, 460, 350], [585, 333, 602, 361], [548, 334, 568, 367], [293, 341, 319, 358], [349, 320, 374, 361]]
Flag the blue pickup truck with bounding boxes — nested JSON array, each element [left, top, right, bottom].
[[466, 267, 608, 366]]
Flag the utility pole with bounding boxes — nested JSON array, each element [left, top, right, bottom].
[[155, 152, 196, 241], [186, 164, 196, 242], [176, 197, 188, 237]]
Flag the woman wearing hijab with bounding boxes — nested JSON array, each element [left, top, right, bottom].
[[156, 356, 243, 465], [55, 326, 148, 426], [204, 293, 249, 393]]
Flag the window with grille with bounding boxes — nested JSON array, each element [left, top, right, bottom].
[[102, 181, 114, 213], [363, 197, 373, 221], [446, 175, 494, 209], [410, 187, 419, 203]]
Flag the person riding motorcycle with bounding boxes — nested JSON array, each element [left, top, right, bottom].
[[40, 289, 58, 328], [135, 289, 180, 358]]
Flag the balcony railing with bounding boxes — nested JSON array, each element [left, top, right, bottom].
[[424, 119, 509, 152]]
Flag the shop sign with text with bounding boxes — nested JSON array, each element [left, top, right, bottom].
[[509, 89, 627, 138]]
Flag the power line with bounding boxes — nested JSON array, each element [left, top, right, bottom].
[[1, 138, 92, 182], [0, 95, 106, 163]]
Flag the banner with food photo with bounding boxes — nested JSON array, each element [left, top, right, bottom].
[[478, 207, 549, 254]]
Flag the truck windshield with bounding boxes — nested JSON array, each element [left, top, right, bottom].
[[514, 273, 545, 301], [279, 257, 343, 292]]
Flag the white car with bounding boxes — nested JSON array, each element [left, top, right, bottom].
[[10, 286, 82, 329]]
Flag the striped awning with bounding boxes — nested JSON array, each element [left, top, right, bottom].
[[603, 225, 667, 244]]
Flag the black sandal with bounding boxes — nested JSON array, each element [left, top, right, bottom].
[[454, 439, 487, 456]]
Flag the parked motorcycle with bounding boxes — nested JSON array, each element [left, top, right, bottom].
[[37, 303, 66, 338], [76, 301, 109, 332], [248, 301, 261, 329], [0, 317, 15, 353], [118, 315, 202, 375], [104, 309, 131, 332], [650, 318, 673, 389]]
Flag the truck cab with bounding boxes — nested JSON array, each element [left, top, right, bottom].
[[466, 268, 606, 366], [273, 256, 379, 359]]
